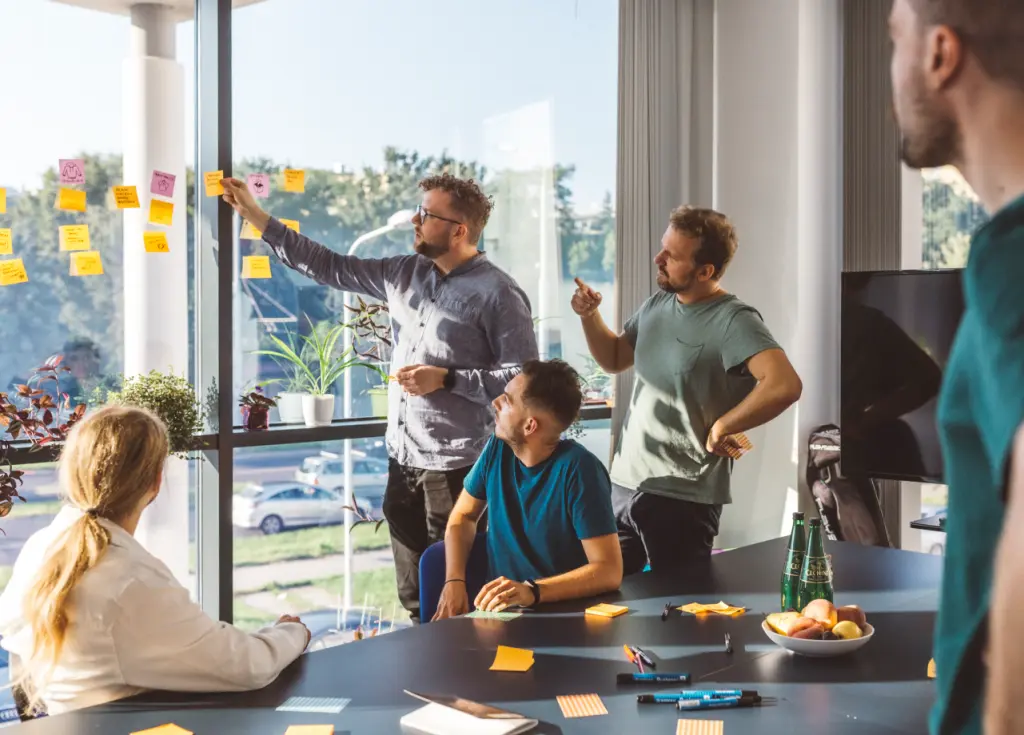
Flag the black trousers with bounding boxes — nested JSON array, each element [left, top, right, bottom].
[[382, 460, 473, 622], [612, 484, 723, 576]]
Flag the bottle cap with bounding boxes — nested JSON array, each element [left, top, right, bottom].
[[792, 511, 805, 520], [809, 518, 821, 526]]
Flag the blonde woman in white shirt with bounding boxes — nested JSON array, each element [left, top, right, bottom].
[[0, 405, 310, 716]]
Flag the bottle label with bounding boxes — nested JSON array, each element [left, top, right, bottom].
[[803, 556, 831, 583], [786, 552, 804, 576]]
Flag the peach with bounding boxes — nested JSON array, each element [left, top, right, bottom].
[[836, 605, 867, 628], [791, 623, 824, 640], [801, 599, 838, 631], [781, 616, 820, 637]]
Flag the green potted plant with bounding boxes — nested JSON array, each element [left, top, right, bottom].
[[252, 331, 310, 424], [101, 370, 205, 459], [343, 297, 392, 418], [239, 387, 276, 431]]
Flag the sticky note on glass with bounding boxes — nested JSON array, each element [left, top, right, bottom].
[[242, 255, 272, 279], [677, 720, 723, 735], [557, 693, 607, 718], [247, 173, 270, 199], [283, 169, 305, 193], [131, 725, 193, 735], [149, 199, 174, 226], [0, 187, 6, 214], [55, 187, 87, 213], [0, 258, 28, 286], [150, 170, 176, 197], [466, 610, 522, 621], [70, 251, 104, 276], [927, 658, 936, 679], [0, 229, 11, 255], [59, 224, 91, 251], [585, 603, 629, 618], [279, 218, 300, 233], [144, 231, 170, 253], [490, 645, 534, 672], [59, 158, 86, 185], [283, 726, 334, 735], [204, 171, 224, 196], [239, 220, 263, 240], [112, 185, 140, 209]]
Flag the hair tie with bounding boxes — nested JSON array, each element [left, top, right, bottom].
[[84, 507, 99, 518]]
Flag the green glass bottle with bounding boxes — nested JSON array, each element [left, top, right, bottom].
[[797, 518, 833, 608], [780, 512, 806, 611]]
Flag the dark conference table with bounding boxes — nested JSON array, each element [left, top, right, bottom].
[[18, 538, 941, 734]]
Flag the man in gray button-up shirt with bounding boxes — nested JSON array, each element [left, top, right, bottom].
[[221, 173, 538, 621]]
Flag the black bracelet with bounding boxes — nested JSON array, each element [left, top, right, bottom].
[[444, 579, 466, 586]]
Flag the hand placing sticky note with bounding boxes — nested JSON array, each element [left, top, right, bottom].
[[204, 171, 224, 197], [55, 187, 87, 213], [284, 726, 334, 735], [59, 224, 91, 251], [144, 232, 170, 253], [0, 229, 12, 255], [283, 169, 306, 193], [149, 199, 174, 226], [239, 221, 263, 240], [585, 603, 629, 618], [112, 185, 141, 209], [279, 218, 300, 233], [0, 187, 6, 214], [490, 645, 534, 672], [70, 251, 104, 277], [59, 158, 86, 185], [242, 255, 272, 279], [131, 724, 193, 735], [0, 258, 28, 286], [150, 171, 176, 197], [247, 173, 270, 199]]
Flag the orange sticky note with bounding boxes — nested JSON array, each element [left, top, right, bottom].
[[112, 185, 141, 209], [239, 220, 263, 240], [70, 251, 104, 276], [55, 187, 87, 213], [149, 199, 174, 226], [284, 727, 334, 735], [144, 231, 170, 253], [0, 228, 11, 255], [927, 658, 936, 679], [0, 187, 6, 214], [283, 169, 306, 193], [490, 645, 534, 672], [0, 258, 28, 286], [279, 218, 300, 233], [59, 224, 91, 251], [204, 171, 224, 196], [241, 255, 272, 279], [557, 693, 607, 718], [677, 720, 724, 735], [131, 725, 193, 735], [585, 603, 629, 618]]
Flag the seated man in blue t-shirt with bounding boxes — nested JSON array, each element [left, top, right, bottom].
[[432, 359, 623, 620]]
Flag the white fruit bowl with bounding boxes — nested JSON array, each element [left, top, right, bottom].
[[762, 621, 874, 657]]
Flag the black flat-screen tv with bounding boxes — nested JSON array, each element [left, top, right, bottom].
[[840, 269, 964, 483]]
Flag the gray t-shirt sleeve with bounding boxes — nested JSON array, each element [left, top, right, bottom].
[[720, 307, 781, 373], [623, 308, 643, 349]]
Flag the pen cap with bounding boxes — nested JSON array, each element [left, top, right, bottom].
[[617, 673, 639, 684]]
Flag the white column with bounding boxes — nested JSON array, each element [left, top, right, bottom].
[[122, 3, 190, 586]]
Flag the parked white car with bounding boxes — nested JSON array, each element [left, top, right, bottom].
[[295, 451, 389, 509], [233, 481, 344, 535]]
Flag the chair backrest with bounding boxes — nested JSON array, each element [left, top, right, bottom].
[[418, 533, 489, 622]]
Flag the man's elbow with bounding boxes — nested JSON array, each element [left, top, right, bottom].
[[598, 554, 624, 593]]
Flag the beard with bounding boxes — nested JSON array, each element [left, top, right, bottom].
[[657, 268, 695, 295], [495, 421, 527, 450], [414, 233, 451, 260], [896, 69, 961, 169]]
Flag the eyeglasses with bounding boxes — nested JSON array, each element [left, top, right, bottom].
[[415, 205, 462, 227]]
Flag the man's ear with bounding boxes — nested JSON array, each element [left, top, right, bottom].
[[523, 416, 539, 437]]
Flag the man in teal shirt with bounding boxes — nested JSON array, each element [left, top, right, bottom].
[[573, 207, 803, 573], [888, 0, 1024, 732]]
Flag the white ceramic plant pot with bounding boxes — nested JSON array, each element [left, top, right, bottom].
[[276, 392, 307, 424], [302, 394, 335, 427]]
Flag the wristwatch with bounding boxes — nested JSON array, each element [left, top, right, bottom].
[[442, 368, 456, 391], [525, 579, 541, 606]]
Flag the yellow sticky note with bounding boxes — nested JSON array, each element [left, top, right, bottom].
[[585, 603, 629, 618], [204, 171, 224, 196], [490, 645, 534, 672], [112, 185, 141, 209], [927, 658, 936, 679], [131, 725, 193, 735], [284, 727, 334, 735], [0, 187, 6, 214], [283, 169, 306, 193], [0, 258, 28, 286], [149, 199, 174, 226], [677, 720, 724, 735], [241, 255, 272, 279], [0, 229, 11, 255], [279, 218, 300, 233], [144, 231, 170, 253], [239, 220, 263, 240], [70, 251, 104, 276], [55, 187, 87, 213], [59, 224, 91, 251]]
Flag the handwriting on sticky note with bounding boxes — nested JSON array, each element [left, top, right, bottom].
[[149, 199, 174, 226], [55, 188, 87, 213], [59, 158, 86, 185], [242, 255, 272, 279], [144, 232, 170, 253], [0, 187, 6, 214], [70, 251, 104, 277], [150, 170, 176, 197], [0, 229, 12, 255], [130, 724, 194, 735], [59, 225, 91, 251], [247, 173, 270, 199], [279, 218, 300, 233], [283, 169, 306, 193], [204, 171, 224, 197], [283, 726, 334, 735], [112, 185, 141, 209], [0, 258, 28, 286], [490, 645, 534, 672], [239, 221, 263, 240]]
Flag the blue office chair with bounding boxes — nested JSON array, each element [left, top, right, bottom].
[[419, 533, 489, 622]]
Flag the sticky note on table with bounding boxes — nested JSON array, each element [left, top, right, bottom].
[[677, 720, 724, 735], [0, 258, 28, 286], [585, 603, 629, 618], [59, 224, 91, 251], [144, 231, 170, 253], [283, 169, 306, 193], [490, 645, 534, 672], [55, 187, 87, 213], [149, 199, 174, 226], [151, 170, 176, 197], [679, 601, 746, 617], [0, 187, 6, 214], [131, 725, 193, 735], [557, 693, 607, 718], [466, 610, 522, 621], [283, 726, 334, 735], [204, 171, 224, 196], [247, 173, 270, 198], [242, 255, 272, 279], [240, 220, 263, 240], [0, 229, 11, 255], [277, 696, 350, 714], [59, 158, 85, 185], [279, 218, 300, 233], [112, 185, 140, 209], [70, 251, 104, 276]]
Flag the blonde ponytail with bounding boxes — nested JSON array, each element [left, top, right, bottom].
[[18, 405, 168, 713]]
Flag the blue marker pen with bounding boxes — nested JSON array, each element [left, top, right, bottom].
[[617, 672, 691, 684], [676, 695, 763, 711], [637, 690, 757, 704]]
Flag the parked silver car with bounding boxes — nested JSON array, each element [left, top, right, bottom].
[[232, 481, 344, 535], [295, 451, 389, 509]]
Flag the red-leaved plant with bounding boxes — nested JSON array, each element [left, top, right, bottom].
[[0, 355, 87, 531]]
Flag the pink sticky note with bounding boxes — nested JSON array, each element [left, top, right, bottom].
[[247, 173, 270, 199], [151, 171, 177, 197], [59, 159, 86, 185]]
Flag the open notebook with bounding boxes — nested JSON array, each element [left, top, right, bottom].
[[399, 692, 538, 735]]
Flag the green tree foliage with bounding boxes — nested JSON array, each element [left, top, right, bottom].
[[922, 173, 988, 269]]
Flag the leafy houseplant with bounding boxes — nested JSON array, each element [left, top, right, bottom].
[[343, 297, 392, 418], [239, 388, 276, 431], [102, 370, 205, 459], [253, 331, 310, 424]]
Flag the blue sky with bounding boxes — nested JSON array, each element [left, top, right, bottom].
[[0, 0, 617, 211]]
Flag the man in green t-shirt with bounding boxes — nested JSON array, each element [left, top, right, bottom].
[[572, 206, 803, 574], [888, 1, 1024, 733]]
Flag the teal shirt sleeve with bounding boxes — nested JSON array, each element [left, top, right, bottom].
[[720, 307, 781, 373], [465, 436, 498, 501], [568, 454, 618, 540]]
